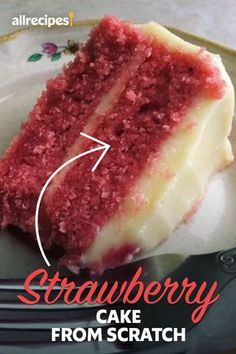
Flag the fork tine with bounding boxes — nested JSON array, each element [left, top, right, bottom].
[[0, 333, 125, 353]]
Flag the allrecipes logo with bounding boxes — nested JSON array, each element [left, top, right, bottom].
[[12, 11, 75, 28]]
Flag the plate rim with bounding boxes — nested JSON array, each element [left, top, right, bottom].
[[0, 18, 236, 58]]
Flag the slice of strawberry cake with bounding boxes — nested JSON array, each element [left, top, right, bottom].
[[0, 16, 234, 272]]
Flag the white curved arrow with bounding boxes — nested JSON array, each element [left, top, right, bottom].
[[35, 132, 110, 267]]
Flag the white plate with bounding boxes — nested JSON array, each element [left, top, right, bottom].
[[0, 22, 235, 277]]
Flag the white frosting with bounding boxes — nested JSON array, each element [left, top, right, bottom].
[[80, 22, 235, 268]]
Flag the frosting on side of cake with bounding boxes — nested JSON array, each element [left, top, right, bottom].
[[80, 23, 234, 271], [45, 20, 226, 269]]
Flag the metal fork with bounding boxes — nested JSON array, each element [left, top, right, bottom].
[[0, 255, 170, 354], [0, 250, 236, 354]]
